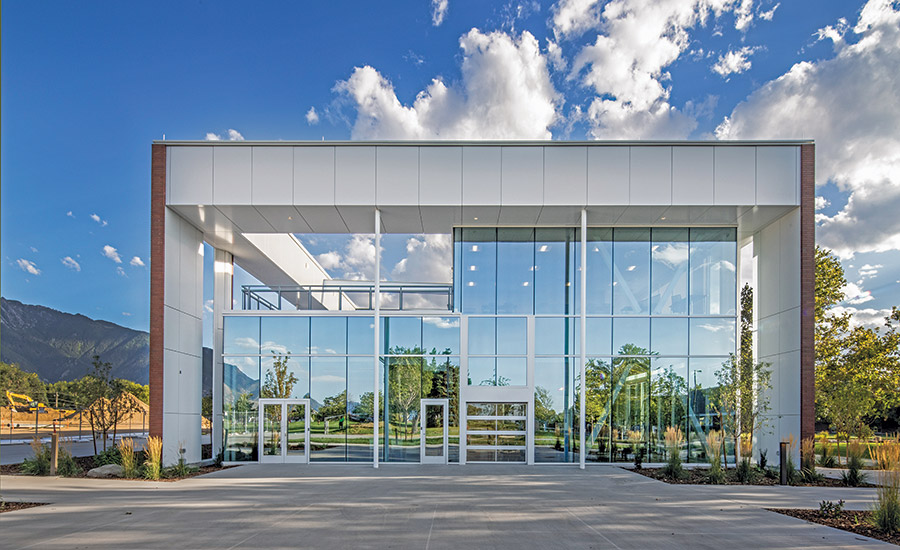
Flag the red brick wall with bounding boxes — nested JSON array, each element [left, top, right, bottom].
[[800, 144, 815, 441], [149, 144, 166, 439]]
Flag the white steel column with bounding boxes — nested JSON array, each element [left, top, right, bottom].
[[579, 209, 587, 469], [373, 209, 381, 468], [212, 249, 233, 458]]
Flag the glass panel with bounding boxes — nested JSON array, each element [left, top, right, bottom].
[[650, 358, 688, 461], [690, 228, 737, 316], [613, 317, 650, 355], [467, 317, 496, 355], [613, 229, 650, 315], [651, 318, 688, 356], [461, 228, 497, 314], [347, 357, 374, 462], [224, 316, 260, 355], [690, 318, 736, 356], [497, 228, 534, 314], [223, 356, 259, 461], [260, 316, 309, 355], [347, 316, 375, 355], [424, 404, 445, 457], [423, 317, 460, 355], [262, 403, 282, 457], [467, 403, 496, 416], [384, 355, 422, 462], [496, 317, 527, 355], [496, 357, 526, 386], [383, 316, 422, 354], [650, 229, 689, 315], [534, 357, 576, 463], [585, 317, 612, 356], [499, 403, 527, 416], [466, 449, 497, 462], [585, 358, 612, 462], [580, 228, 614, 315], [467, 434, 497, 446], [534, 228, 575, 314], [534, 317, 575, 355], [467, 419, 498, 431], [497, 419, 527, 431], [497, 449, 526, 462], [260, 355, 309, 399], [422, 356, 460, 462], [310, 357, 347, 461], [497, 435, 527, 446], [610, 355, 650, 463], [688, 358, 725, 462], [467, 357, 495, 386], [286, 403, 307, 457], [310, 317, 347, 355]]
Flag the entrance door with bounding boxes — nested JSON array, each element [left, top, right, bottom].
[[420, 399, 448, 464], [259, 399, 309, 464]]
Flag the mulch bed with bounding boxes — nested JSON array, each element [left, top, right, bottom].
[[770, 509, 900, 546], [0, 501, 48, 514], [0, 454, 236, 481], [633, 466, 871, 487]]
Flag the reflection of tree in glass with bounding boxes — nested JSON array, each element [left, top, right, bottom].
[[534, 386, 558, 430], [387, 346, 433, 443], [651, 365, 687, 432], [316, 390, 347, 427], [260, 354, 297, 399]]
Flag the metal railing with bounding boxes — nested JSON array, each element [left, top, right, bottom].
[[241, 282, 453, 312]]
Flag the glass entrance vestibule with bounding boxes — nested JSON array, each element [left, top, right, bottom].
[[220, 226, 738, 465]]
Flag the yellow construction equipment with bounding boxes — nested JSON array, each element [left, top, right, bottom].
[[5, 390, 75, 416]]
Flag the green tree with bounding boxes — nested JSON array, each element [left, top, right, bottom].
[[534, 386, 557, 429], [84, 356, 140, 453], [119, 380, 149, 404], [260, 354, 298, 399], [316, 390, 348, 423], [0, 361, 47, 406], [354, 391, 374, 419]]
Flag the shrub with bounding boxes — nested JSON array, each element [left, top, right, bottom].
[[841, 441, 867, 487], [871, 439, 900, 471], [735, 457, 754, 483], [214, 448, 225, 468], [706, 430, 725, 484], [784, 434, 798, 485], [94, 446, 122, 466], [818, 439, 838, 468], [872, 469, 900, 533], [119, 438, 137, 478], [662, 426, 684, 479], [144, 436, 163, 480], [759, 448, 768, 470], [167, 445, 197, 478], [800, 437, 823, 483], [819, 499, 845, 518], [21, 437, 81, 477]]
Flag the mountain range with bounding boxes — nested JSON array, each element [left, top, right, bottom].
[[1, 298, 150, 384]]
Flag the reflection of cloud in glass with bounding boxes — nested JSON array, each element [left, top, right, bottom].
[[651, 243, 688, 267], [312, 375, 345, 383], [234, 337, 259, 349], [696, 323, 729, 333], [261, 342, 289, 355], [226, 356, 258, 369], [423, 316, 459, 329]]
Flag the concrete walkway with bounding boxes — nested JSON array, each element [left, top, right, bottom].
[[0, 464, 893, 549]]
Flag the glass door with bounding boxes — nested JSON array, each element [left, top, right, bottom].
[[259, 399, 309, 464], [420, 399, 448, 464]]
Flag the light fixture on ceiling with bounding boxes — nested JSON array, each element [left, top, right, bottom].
[[473, 217, 479, 221], [467, 281, 475, 287], [469, 265, 477, 271], [538, 245, 549, 252], [471, 245, 479, 252], [627, 265, 636, 271]]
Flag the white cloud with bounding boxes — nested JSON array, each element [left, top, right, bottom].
[[717, 0, 900, 258], [90, 213, 108, 227], [102, 245, 122, 263], [66, 211, 75, 218], [651, 243, 689, 267], [130, 256, 145, 267], [842, 281, 873, 305], [815, 17, 850, 44], [431, 0, 448, 26], [569, 0, 747, 139], [234, 337, 259, 350], [316, 234, 378, 280], [859, 263, 882, 277], [734, 0, 754, 30], [30, 246, 38, 253], [61, 256, 81, 271], [759, 2, 779, 21], [391, 234, 452, 283], [711, 46, 758, 77], [16, 259, 40, 275], [815, 196, 830, 210], [204, 299, 214, 313], [335, 29, 559, 139], [205, 129, 245, 141], [122, 312, 132, 316], [116, 266, 127, 277], [305, 107, 320, 125], [831, 306, 894, 329]]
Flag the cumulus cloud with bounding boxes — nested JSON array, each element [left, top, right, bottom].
[[305, 107, 319, 125], [335, 29, 559, 139], [116, 266, 127, 277], [569, 0, 747, 139], [717, 0, 900, 258], [16, 259, 40, 275], [815, 196, 830, 210], [759, 2, 779, 21], [391, 234, 452, 283], [831, 306, 895, 329], [102, 245, 122, 263], [90, 213, 108, 227], [432, 0, 448, 26], [842, 281, 873, 305], [130, 256, 145, 267], [205, 129, 245, 141], [859, 263, 882, 277], [61, 256, 81, 271], [733, 0, 754, 30], [67, 211, 75, 218], [316, 234, 378, 280], [711, 46, 758, 76]]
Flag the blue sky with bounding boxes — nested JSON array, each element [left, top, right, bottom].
[[3, 0, 899, 334]]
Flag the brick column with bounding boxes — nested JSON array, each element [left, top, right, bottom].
[[149, 144, 166, 439], [800, 143, 815, 442]]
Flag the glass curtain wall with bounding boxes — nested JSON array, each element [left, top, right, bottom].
[[454, 227, 737, 463]]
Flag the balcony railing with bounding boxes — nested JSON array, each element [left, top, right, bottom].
[[241, 282, 453, 312]]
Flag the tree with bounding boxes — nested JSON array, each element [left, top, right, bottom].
[[84, 356, 140, 453], [119, 380, 149, 404], [260, 354, 298, 399], [534, 386, 557, 429], [316, 390, 347, 424], [354, 391, 374, 419], [714, 353, 772, 465], [0, 362, 48, 406], [385, 346, 433, 442]]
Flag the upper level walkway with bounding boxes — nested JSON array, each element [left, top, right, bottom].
[[241, 281, 453, 311]]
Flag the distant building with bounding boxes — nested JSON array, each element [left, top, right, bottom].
[[150, 140, 814, 467]]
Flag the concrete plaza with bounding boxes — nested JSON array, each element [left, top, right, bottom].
[[0, 464, 893, 549]]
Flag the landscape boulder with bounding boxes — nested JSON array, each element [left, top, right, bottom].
[[87, 464, 125, 478]]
